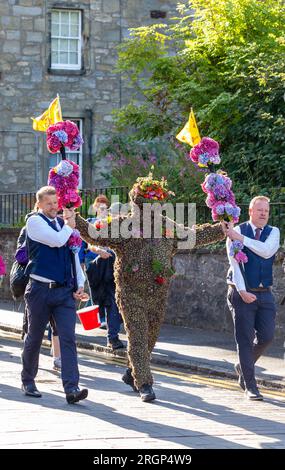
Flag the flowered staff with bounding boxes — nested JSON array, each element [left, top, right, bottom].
[[177, 110, 246, 264], [32, 96, 84, 252], [47, 122, 84, 252]]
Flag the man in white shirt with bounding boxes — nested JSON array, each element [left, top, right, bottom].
[[225, 196, 280, 400], [21, 186, 88, 404]]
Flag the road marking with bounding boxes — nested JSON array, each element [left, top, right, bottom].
[[1, 330, 284, 400], [82, 352, 285, 400]]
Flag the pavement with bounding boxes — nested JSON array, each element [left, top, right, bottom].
[[0, 300, 284, 391], [2, 334, 285, 449]]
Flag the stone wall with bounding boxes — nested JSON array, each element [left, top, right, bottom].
[[0, 228, 21, 300], [0, 0, 185, 192], [1, 228, 285, 337]]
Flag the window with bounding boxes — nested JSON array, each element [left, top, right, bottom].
[[51, 10, 82, 70], [48, 119, 83, 188]]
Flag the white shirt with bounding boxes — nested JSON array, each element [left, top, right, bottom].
[[26, 212, 85, 288], [226, 221, 280, 292]]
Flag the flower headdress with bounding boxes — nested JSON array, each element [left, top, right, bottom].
[[131, 168, 175, 203]]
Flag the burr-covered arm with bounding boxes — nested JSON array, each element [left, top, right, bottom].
[[169, 219, 225, 252], [76, 213, 124, 250]]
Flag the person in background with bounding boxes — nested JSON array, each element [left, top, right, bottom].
[[79, 195, 111, 328], [225, 196, 280, 401], [79, 195, 124, 349]]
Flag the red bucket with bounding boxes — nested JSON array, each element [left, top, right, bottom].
[[77, 305, 101, 330]]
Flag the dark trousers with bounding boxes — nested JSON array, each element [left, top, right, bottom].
[[21, 280, 79, 393], [103, 294, 122, 341], [227, 286, 276, 389]]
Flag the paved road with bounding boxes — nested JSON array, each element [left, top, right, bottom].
[[1, 302, 284, 390], [1, 332, 285, 449]]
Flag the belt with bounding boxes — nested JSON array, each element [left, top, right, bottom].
[[228, 284, 271, 292], [31, 279, 67, 289], [248, 287, 271, 292]]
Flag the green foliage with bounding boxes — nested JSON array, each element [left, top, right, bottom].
[[114, 0, 285, 193]]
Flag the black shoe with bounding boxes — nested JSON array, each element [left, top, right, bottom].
[[107, 337, 125, 350], [245, 387, 263, 401], [122, 368, 139, 392], [234, 363, 245, 391], [139, 384, 156, 402], [21, 383, 42, 398], [66, 388, 88, 404]]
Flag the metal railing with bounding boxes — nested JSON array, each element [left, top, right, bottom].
[[1, 190, 285, 237], [0, 188, 130, 227]]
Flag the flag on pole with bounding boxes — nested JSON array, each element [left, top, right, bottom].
[[176, 108, 201, 147], [32, 95, 62, 132]]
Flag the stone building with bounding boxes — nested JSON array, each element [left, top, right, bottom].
[[0, 0, 184, 193]]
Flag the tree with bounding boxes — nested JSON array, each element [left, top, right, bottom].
[[114, 0, 285, 195]]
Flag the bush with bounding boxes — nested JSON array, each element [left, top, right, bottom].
[[98, 134, 208, 203]]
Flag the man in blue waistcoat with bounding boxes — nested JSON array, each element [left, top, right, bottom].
[[225, 196, 280, 400], [21, 186, 88, 404]]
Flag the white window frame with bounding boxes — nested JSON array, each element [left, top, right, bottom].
[[51, 9, 82, 70], [48, 119, 83, 189]]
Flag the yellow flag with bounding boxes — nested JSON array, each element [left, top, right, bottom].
[[32, 95, 62, 132], [176, 108, 201, 147]]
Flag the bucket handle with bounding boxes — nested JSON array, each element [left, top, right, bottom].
[[77, 276, 94, 311]]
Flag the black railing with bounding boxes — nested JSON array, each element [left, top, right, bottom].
[[0, 188, 131, 227], [1, 190, 285, 237]]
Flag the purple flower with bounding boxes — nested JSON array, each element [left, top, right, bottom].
[[149, 155, 157, 164], [69, 134, 84, 151], [198, 154, 209, 165], [229, 240, 248, 264], [216, 204, 225, 215], [54, 130, 68, 143], [229, 240, 244, 256]]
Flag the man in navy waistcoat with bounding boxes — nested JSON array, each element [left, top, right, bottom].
[[225, 196, 280, 400], [21, 186, 88, 404]]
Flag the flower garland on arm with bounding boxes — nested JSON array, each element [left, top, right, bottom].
[[188, 137, 247, 264], [47, 120, 84, 253]]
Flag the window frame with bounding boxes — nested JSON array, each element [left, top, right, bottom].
[[50, 9, 82, 71]]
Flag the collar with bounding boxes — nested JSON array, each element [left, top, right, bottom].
[[38, 210, 57, 223], [249, 221, 264, 234]]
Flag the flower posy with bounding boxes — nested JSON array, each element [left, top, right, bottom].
[[189, 137, 220, 168], [68, 229, 82, 253], [202, 171, 241, 224], [229, 240, 248, 264], [46, 120, 84, 154], [48, 159, 82, 209]]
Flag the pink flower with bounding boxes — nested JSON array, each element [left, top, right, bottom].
[[234, 251, 248, 263], [47, 121, 83, 153], [47, 135, 61, 153], [190, 137, 220, 166], [63, 120, 79, 138]]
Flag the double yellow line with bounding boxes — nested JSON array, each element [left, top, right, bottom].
[[82, 350, 285, 400], [2, 329, 284, 400]]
